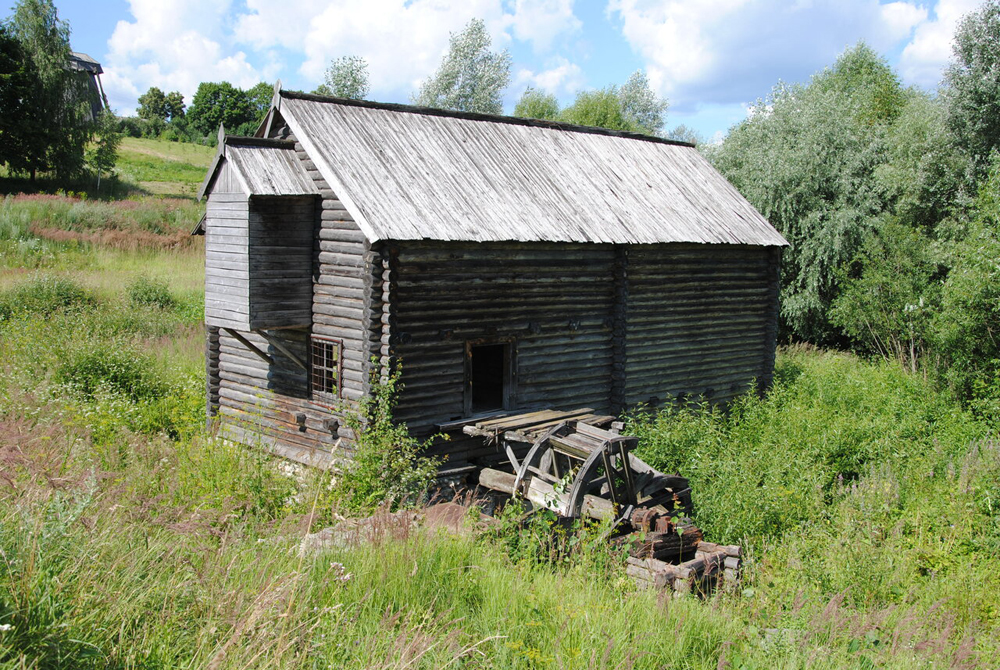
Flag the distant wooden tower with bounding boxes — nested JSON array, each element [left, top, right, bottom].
[[68, 52, 108, 121], [197, 85, 788, 471]]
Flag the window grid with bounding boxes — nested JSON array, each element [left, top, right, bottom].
[[310, 336, 342, 399]]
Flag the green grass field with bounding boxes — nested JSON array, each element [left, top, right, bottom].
[[0, 138, 997, 668], [115, 137, 215, 197]]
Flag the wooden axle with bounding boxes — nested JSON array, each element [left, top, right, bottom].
[[478, 468, 617, 521]]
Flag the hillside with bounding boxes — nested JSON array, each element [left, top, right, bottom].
[[115, 137, 215, 198]]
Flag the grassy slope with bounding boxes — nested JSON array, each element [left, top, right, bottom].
[[115, 137, 215, 198], [0, 138, 997, 668]]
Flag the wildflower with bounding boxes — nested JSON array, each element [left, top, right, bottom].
[[0, 624, 12, 632]]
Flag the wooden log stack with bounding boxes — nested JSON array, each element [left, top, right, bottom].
[[626, 539, 741, 596]]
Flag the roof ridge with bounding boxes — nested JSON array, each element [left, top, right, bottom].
[[224, 135, 296, 149], [279, 89, 695, 148]]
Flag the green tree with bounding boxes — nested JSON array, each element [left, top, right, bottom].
[[710, 44, 908, 343], [933, 154, 1000, 421], [559, 87, 637, 132], [618, 70, 668, 135], [137, 86, 167, 120], [164, 90, 185, 119], [830, 221, 939, 371], [316, 55, 369, 100], [413, 18, 511, 114], [556, 71, 666, 136], [513, 87, 559, 120], [665, 124, 703, 145], [87, 109, 121, 190], [186, 81, 253, 139], [0, 23, 35, 172], [7, 0, 91, 179], [943, 0, 1000, 177], [873, 92, 967, 232]]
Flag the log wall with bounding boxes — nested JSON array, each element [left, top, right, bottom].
[[624, 243, 779, 406], [388, 242, 616, 462], [387, 241, 781, 463]]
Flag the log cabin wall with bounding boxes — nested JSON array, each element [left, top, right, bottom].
[[387, 241, 616, 462], [385, 241, 781, 464], [623, 243, 781, 407]]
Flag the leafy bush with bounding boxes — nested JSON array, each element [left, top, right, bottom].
[[933, 155, 1000, 422], [831, 221, 940, 371], [333, 362, 440, 513], [57, 345, 167, 402], [626, 348, 988, 546], [127, 275, 175, 309], [0, 274, 94, 320]]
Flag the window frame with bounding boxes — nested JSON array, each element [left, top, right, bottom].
[[310, 334, 343, 403], [463, 337, 517, 417]]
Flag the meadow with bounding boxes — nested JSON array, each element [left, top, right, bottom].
[[0, 154, 998, 668]]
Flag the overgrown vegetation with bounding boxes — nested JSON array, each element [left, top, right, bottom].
[[330, 363, 441, 514]]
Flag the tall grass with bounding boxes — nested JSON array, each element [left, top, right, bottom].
[[0, 195, 998, 667]]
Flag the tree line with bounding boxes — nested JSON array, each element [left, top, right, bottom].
[[0, 0, 119, 184], [129, 19, 678, 145], [709, 1, 1000, 422]]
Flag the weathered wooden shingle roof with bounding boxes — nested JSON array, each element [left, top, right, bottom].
[[276, 91, 787, 247], [199, 136, 319, 200]]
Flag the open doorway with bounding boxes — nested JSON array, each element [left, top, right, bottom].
[[465, 340, 515, 415]]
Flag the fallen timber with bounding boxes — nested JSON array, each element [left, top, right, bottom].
[[467, 408, 741, 596]]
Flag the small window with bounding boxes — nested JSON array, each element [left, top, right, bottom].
[[310, 335, 342, 399], [465, 340, 516, 415]]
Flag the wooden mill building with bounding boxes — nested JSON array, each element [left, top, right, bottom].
[[198, 87, 788, 470]]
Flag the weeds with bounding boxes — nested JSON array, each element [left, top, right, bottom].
[[331, 362, 441, 514]]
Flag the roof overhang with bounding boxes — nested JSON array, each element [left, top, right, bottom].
[[198, 131, 319, 200]]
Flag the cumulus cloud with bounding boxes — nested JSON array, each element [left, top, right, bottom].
[[509, 0, 582, 52], [104, 0, 265, 114], [101, 0, 583, 112], [898, 0, 982, 88], [607, 0, 931, 113], [512, 57, 585, 96], [235, 0, 582, 99]]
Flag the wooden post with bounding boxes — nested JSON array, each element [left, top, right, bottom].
[[610, 245, 628, 415]]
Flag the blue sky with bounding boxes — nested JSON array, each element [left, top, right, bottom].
[[49, 0, 983, 141]]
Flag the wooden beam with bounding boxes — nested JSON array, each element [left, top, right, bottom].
[[254, 329, 308, 372], [222, 328, 274, 366]]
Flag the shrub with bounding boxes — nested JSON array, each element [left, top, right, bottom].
[[0, 274, 94, 320], [333, 362, 440, 513], [127, 275, 175, 309], [57, 345, 167, 402]]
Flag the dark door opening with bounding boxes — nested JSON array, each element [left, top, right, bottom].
[[469, 342, 507, 414]]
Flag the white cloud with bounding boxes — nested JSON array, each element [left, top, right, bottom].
[[104, 0, 266, 114], [898, 0, 982, 88], [234, 0, 581, 99], [880, 2, 928, 41], [509, 0, 582, 52], [512, 57, 585, 96], [607, 0, 935, 112]]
